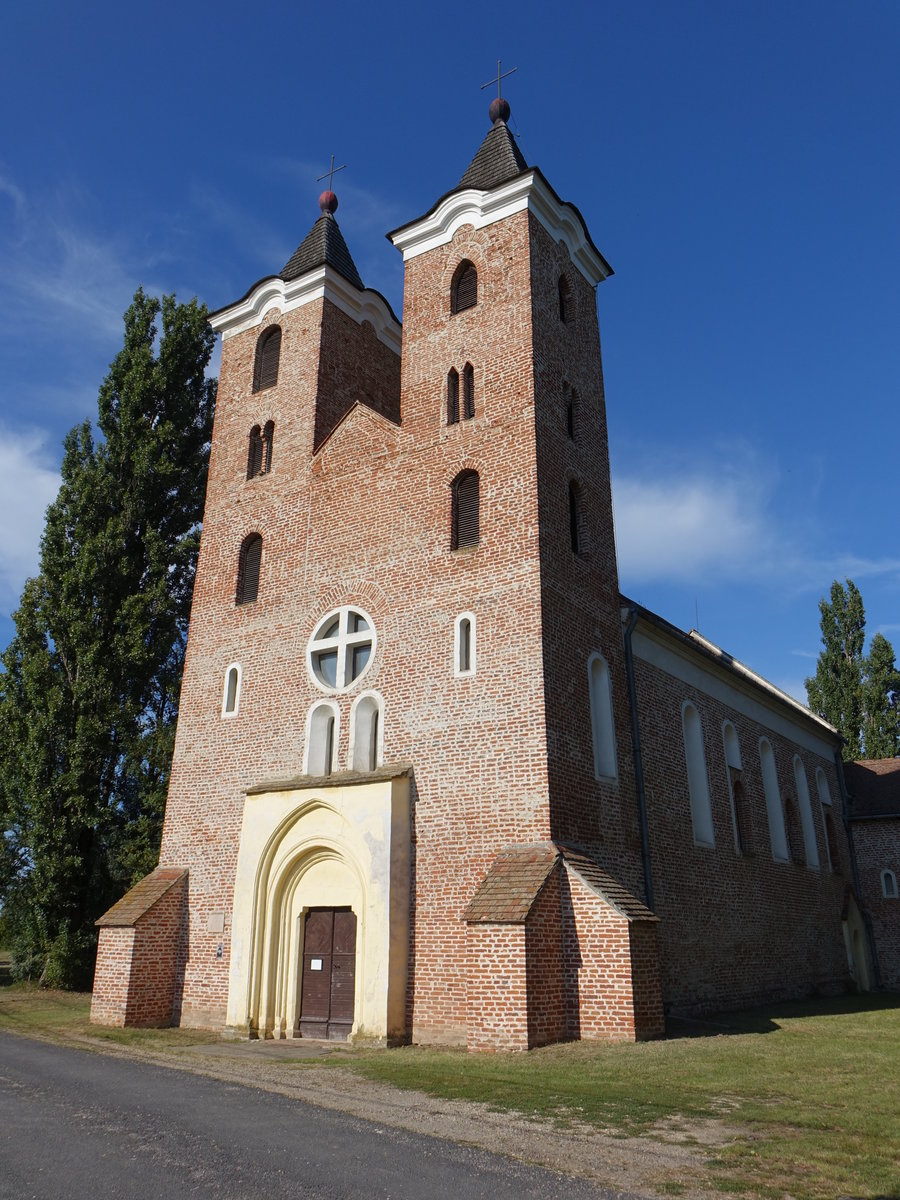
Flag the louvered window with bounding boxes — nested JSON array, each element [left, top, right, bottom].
[[253, 326, 281, 393], [463, 363, 475, 420], [247, 425, 264, 478], [558, 276, 572, 323], [451, 261, 477, 314], [447, 369, 460, 425], [262, 420, 274, 473], [452, 471, 479, 550], [237, 533, 262, 605]]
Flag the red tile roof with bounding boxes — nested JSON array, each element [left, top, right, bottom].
[[96, 867, 186, 927]]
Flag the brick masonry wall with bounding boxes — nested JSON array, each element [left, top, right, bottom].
[[524, 870, 568, 1047], [634, 652, 852, 1012], [124, 876, 187, 1027], [91, 928, 136, 1026], [158, 210, 561, 1040], [852, 819, 900, 989], [466, 923, 529, 1052]]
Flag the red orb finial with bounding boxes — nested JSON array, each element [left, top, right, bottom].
[[319, 190, 338, 214], [489, 96, 510, 125]]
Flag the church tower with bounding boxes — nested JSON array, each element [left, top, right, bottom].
[[91, 99, 665, 1050]]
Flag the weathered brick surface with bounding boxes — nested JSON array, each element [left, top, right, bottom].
[[633, 653, 852, 1012], [852, 820, 900, 988]]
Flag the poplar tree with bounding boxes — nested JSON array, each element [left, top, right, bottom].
[[861, 632, 900, 760], [0, 290, 216, 987], [805, 579, 866, 757]]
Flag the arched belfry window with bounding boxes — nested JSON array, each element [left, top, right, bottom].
[[451, 260, 477, 314], [463, 363, 475, 420], [262, 420, 274, 473], [253, 325, 281, 393], [682, 701, 714, 846], [306, 701, 338, 776], [447, 369, 460, 426], [558, 275, 572, 323], [588, 653, 617, 780], [451, 471, 479, 550], [350, 692, 383, 772], [883, 870, 898, 899], [236, 533, 262, 605]]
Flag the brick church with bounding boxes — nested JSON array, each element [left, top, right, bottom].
[[91, 98, 875, 1049]]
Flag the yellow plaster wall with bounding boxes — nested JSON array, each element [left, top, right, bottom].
[[226, 775, 410, 1041]]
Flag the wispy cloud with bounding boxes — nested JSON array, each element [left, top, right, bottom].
[[612, 448, 900, 594], [0, 424, 60, 609]]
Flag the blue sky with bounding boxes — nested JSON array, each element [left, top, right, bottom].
[[1, 0, 898, 702]]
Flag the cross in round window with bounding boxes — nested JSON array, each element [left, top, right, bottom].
[[308, 607, 376, 692]]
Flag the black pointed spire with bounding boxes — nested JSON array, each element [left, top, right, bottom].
[[280, 190, 364, 291], [459, 99, 528, 190]]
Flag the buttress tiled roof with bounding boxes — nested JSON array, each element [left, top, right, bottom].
[[844, 759, 900, 819], [558, 845, 658, 922], [96, 866, 186, 927], [463, 844, 558, 923], [280, 211, 364, 291], [459, 119, 529, 190]]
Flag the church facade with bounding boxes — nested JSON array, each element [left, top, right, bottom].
[[90, 102, 871, 1048]]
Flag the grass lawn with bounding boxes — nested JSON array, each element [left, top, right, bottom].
[[348, 995, 900, 1200], [1, 980, 897, 1199]]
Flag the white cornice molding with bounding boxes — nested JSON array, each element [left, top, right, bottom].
[[388, 172, 611, 286], [209, 267, 402, 354]]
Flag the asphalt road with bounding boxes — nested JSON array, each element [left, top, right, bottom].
[[0, 1032, 641, 1200]]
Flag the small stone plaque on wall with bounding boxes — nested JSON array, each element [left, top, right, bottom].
[[207, 912, 225, 934]]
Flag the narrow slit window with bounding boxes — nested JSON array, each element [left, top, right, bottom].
[[262, 420, 274, 473], [247, 425, 263, 479], [452, 471, 479, 550], [222, 664, 241, 717], [447, 369, 460, 425], [569, 482, 581, 554], [253, 326, 281, 393], [463, 363, 475, 420], [883, 870, 898, 899], [455, 613, 476, 677], [558, 275, 572, 323], [451, 260, 477, 314], [236, 534, 262, 605]]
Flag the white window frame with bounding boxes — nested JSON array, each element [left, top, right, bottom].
[[816, 767, 835, 872], [588, 652, 617, 782], [793, 755, 820, 869], [307, 605, 377, 694], [348, 690, 384, 772], [221, 662, 242, 718], [682, 701, 714, 847], [882, 869, 898, 899], [722, 721, 744, 854], [759, 738, 788, 861], [305, 700, 340, 776], [454, 612, 477, 678]]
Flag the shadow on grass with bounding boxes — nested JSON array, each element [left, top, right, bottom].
[[665, 990, 900, 1039]]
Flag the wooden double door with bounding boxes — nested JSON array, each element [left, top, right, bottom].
[[297, 908, 357, 1040]]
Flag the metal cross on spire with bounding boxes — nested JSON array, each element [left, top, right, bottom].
[[481, 59, 517, 99], [316, 155, 347, 192]]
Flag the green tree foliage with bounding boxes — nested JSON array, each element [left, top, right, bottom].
[[806, 579, 900, 761], [861, 632, 900, 760], [0, 290, 216, 988]]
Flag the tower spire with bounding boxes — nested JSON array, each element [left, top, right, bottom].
[[480, 59, 517, 125]]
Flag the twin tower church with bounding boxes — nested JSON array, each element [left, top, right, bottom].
[[90, 99, 869, 1048]]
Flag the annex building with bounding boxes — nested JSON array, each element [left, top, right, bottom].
[[91, 99, 879, 1049]]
